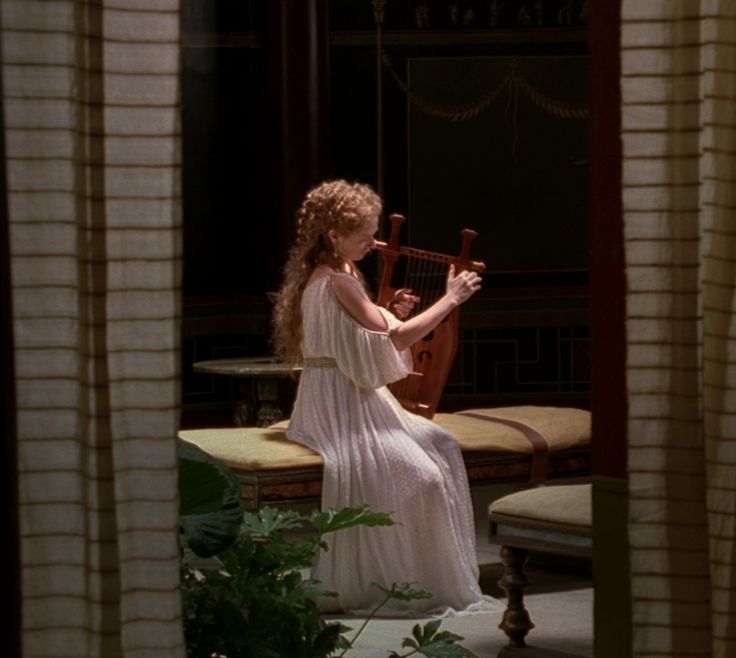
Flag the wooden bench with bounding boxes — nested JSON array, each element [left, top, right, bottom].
[[178, 406, 591, 509], [489, 483, 593, 655]]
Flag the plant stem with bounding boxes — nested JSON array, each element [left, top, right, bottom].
[[338, 593, 392, 657]]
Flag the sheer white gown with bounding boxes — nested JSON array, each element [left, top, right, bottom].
[[286, 272, 498, 617]]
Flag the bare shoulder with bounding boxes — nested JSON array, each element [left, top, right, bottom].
[[306, 266, 336, 288], [329, 274, 388, 332], [329, 272, 365, 297]]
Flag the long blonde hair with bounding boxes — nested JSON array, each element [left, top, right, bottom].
[[272, 180, 382, 363]]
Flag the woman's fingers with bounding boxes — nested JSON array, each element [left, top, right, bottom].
[[394, 288, 420, 303], [451, 269, 482, 301], [387, 288, 421, 319], [466, 271, 481, 288]]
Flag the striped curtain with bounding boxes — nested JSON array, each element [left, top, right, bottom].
[[622, 1, 736, 657], [2, 1, 184, 656]]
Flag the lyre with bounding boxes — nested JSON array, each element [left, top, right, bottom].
[[375, 214, 486, 419]]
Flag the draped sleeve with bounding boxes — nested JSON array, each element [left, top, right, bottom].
[[307, 273, 413, 389]]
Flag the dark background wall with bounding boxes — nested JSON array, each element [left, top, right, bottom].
[[407, 55, 588, 272], [179, 0, 591, 427]]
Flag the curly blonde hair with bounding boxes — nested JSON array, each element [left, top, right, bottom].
[[272, 179, 382, 363]]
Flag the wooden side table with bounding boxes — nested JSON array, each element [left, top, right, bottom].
[[193, 357, 303, 427]]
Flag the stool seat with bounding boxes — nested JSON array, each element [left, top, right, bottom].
[[490, 483, 591, 525], [490, 483, 592, 557]]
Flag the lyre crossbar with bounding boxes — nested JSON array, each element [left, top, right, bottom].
[[375, 213, 486, 418]]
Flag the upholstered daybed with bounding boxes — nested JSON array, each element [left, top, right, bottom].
[[178, 405, 591, 509]]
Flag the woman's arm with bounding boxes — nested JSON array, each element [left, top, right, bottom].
[[389, 265, 481, 351], [330, 266, 481, 349], [330, 275, 389, 332]]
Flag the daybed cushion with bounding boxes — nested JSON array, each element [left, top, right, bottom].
[[434, 406, 591, 453], [179, 427, 321, 471], [180, 406, 590, 474]]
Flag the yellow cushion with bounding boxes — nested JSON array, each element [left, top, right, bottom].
[[179, 427, 323, 471], [179, 406, 590, 473], [489, 483, 592, 527], [434, 406, 591, 453]]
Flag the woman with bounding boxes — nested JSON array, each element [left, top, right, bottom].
[[273, 179, 496, 617]]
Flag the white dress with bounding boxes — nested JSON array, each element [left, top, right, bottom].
[[287, 272, 498, 617]]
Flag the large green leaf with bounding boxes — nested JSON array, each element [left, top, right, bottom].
[[242, 506, 305, 537], [179, 439, 243, 557], [372, 582, 433, 602], [393, 621, 478, 658], [309, 505, 395, 535]]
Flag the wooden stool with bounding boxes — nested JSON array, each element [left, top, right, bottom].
[[489, 483, 592, 654]]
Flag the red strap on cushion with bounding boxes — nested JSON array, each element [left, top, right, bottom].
[[454, 411, 549, 484]]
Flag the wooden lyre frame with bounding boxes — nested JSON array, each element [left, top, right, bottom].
[[375, 214, 486, 419]]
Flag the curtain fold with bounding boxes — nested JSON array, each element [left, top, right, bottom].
[[2, 1, 184, 656], [622, 1, 736, 656]]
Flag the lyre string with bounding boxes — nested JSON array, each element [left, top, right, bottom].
[[391, 253, 448, 404], [407, 254, 447, 315]]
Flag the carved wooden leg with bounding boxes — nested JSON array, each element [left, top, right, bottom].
[[498, 545, 535, 648]]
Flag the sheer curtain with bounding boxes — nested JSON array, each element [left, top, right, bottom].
[[622, 1, 736, 656], [2, 1, 184, 656]]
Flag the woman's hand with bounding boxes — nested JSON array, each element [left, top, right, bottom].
[[446, 265, 482, 305], [389, 266, 482, 351], [387, 288, 420, 319]]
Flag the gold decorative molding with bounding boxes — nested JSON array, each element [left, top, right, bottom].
[[383, 55, 588, 123], [331, 28, 587, 47]]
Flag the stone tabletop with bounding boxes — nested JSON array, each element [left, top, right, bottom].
[[193, 356, 303, 377]]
